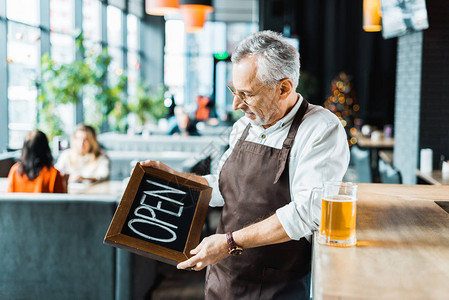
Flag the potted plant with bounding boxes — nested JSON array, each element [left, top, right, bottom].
[[36, 32, 129, 141], [128, 82, 167, 130]]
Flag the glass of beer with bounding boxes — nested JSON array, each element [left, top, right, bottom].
[[309, 182, 358, 247]]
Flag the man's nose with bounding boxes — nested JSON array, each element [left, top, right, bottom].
[[232, 95, 245, 111]]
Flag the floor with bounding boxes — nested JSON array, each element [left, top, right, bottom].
[[150, 208, 222, 300], [151, 262, 206, 300]]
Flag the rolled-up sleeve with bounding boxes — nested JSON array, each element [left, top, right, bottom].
[[276, 113, 350, 240], [202, 120, 242, 207], [204, 174, 224, 207]]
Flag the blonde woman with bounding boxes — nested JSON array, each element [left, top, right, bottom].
[[55, 124, 110, 182]]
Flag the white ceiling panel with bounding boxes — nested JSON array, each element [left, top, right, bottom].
[[212, 0, 258, 23]]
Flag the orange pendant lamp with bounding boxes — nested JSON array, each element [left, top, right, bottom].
[[363, 0, 382, 32], [180, 0, 213, 33], [145, 0, 180, 16]]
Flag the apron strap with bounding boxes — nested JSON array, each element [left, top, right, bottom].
[[273, 99, 309, 184], [235, 123, 252, 153]]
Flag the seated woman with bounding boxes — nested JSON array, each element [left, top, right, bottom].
[[55, 124, 110, 183], [7, 130, 67, 193], [168, 106, 200, 136]]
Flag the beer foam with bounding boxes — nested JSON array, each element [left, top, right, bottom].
[[323, 195, 356, 202]]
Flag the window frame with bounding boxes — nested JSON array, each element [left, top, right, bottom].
[[0, 0, 143, 151]]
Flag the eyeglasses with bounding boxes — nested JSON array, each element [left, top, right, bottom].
[[227, 82, 257, 106], [227, 79, 284, 106]]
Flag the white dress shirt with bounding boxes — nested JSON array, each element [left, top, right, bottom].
[[204, 95, 350, 240]]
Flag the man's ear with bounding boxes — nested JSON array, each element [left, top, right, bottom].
[[279, 78, 294, 99]]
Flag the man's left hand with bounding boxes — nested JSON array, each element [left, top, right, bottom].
[[177, 234, 229, 271]]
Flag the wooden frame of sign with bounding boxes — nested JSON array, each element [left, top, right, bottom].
[[104, 163, 212, 266]]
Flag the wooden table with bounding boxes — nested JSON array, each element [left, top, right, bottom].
[[312, 183, 449, 299], [352, 132, 394, 149], [67, 180, 127, 196], [352, 132, 395, 183], [415, 169, 449, 185]]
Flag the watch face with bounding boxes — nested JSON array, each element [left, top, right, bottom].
[[230, 248, 243, 256]]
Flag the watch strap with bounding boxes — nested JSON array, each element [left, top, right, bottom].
[[226, 232, 236, 249], [226, 232, 243, 256]]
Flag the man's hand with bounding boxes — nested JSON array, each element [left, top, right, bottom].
[[177, 234, 229, 271]]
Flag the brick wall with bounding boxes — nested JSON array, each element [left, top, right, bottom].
[[394, 1, 449, 184], [394, 32, 423, 184], [419, 1, 449, 170]]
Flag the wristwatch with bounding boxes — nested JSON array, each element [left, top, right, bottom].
[[226, 232, 243, 256]]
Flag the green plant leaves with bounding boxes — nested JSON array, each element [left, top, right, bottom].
[[37, 32, 167, 139], [128, 83, 167, 126], [37, 33, 127, 138]]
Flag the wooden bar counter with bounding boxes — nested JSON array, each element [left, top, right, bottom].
[[312, 183, 449, 299]]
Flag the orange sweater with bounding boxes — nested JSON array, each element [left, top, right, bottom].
[[7, 163, 67, 193]]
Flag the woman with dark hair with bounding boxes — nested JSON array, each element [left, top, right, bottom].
[[7, 130, 67, 193]]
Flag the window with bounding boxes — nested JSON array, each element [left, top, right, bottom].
[[50, 0, 74, 34], [6, 4, 40, 149], [49, 0, 76, 135], [107, 5, 123, 47], [127, 14, 140, 101], [127, 14, 139, 51], [164, 21, 257, 116], [83, 0, 102, 43], [81, 0, 103, 128], [1, 0, 145, 150], [107, 5, 123, 79], [164, 20, 186, 104], [6, 0, 40, 26], [50, 0, 75, 64]]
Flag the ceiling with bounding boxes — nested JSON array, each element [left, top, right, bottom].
[[212, 0, 258, 23]]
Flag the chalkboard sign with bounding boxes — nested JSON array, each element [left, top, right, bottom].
[[104, 163, 212, 266]]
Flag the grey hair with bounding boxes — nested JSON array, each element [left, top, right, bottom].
[[231, 30, 300, 89]]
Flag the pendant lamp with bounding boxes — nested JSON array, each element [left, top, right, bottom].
[[363, 0, 382, 32], [145, 0, 179, 16], [180, 0, 213, 33]]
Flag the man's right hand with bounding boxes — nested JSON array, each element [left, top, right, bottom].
[[177, 234, 229, 271]]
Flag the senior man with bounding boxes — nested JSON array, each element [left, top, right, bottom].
[[143, 30, 349, 299]]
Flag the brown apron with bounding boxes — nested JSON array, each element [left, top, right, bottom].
[[205, 100, 311, 300]]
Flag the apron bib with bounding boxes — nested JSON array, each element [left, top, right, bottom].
[[205, 100, 311, 299]]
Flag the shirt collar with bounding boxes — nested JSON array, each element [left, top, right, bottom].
[[278, 93, 303, 128]]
